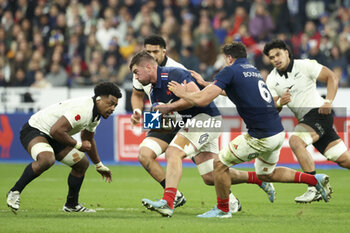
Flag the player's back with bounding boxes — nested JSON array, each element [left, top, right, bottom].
[[214, 58, 283, 138]]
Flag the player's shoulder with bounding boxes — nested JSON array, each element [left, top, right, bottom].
[[165, 57, 187, 70], [64, 97, 93, 112], [294, 59, 320, 69]]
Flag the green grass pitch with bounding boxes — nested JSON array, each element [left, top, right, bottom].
[[1, 164, 350, 233]]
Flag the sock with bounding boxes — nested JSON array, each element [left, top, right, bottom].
[[159, 179, 166, 189], [11, 163, 39, 193], [162, 187, 177, 209], [65, 173, 84, 207], [217, 197, 229, 213], [305, 171, 316, 187], [294, 171, 317, 186], [247, 171, 263, 186]]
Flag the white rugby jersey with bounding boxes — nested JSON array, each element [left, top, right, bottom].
[[132, 56, 186, 101], [266, 59, 324, 120], [29, 97, 100, 137]]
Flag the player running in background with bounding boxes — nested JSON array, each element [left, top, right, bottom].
[[263, 40, 350, 203], [130, 35, 188, 209], [130, 51, 276, 217], [6, 82, 122, 213], [168, 42, 332, 218]]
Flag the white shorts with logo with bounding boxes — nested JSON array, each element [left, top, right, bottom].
[[174, 113, 222, 158], [219, 131, 285, 175]]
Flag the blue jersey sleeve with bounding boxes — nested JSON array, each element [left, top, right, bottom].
[[213, 67, 232, 90]]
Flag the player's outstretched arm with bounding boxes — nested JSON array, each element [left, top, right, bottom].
[[168, 80, 222, 107], [81, 130, 112, 183]]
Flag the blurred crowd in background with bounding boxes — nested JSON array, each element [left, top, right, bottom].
[[0, 0, 350, 90]]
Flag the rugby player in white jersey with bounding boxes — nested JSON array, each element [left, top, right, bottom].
[[264, 40, 350, 203], [6, 82, 122, 213]]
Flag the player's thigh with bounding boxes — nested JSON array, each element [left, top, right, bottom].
[[292, 123, 319, 145], [139, 136, 170, 159]]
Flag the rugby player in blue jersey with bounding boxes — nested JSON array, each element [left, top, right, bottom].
[[129, 51, 276, 217], [168, 42, 333, 218]]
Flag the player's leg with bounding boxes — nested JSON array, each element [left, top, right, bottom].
[[255, 141, 332, 202], [7, 124, 55, 212], [141, 133, 191, 217], [56, 146, 94, 212], [138, 132, 186, 208]]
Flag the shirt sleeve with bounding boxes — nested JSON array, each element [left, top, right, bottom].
[[213, 67, 231, 90], [63, 110, 87, 129], [132, 75, 144, 91], [304, 59, 323, 81], [85, 120, 100, 132], [265, 73, 278, 97]]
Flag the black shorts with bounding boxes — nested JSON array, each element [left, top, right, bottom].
[[146, 129, 178, 144], [20, 122, 67, 155], [299, 108, 340, 154]]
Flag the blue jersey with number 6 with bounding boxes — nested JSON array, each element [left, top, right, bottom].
[[213, 58, 283, 138]]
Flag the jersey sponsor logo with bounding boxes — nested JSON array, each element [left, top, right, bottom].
[[75, 114, 81, 121], [143, 111, 161, 129], [248, 152, 259, 160]]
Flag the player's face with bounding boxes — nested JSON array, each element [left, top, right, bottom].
[[97, 95, 119, 119], [132, 63, 152, 86], [144, 44, 166, 65], [267, 48, 290, 71]]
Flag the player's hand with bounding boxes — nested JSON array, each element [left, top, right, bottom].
[[79, 140, 91, 152], [318, 102, 332, 115], [95, 162, 112, 183], [130, 110, 141, 126], [168, 80, 187, 98], [280, 89, 292, 106], [190, 70, 206, 87]]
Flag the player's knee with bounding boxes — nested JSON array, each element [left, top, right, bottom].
[[289, 135, 305, 151], [73, 157, 89, 174], [138, 148, 156, 164], [336, 152, 350, 169], [201, 173, 214, 186], [165, 146, 185, 161], [36, 152, 55, 171]]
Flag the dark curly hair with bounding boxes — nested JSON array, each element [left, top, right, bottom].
[[94, 82, 122, 99], [144, 35, 166, 49], [263, 40, 292, 58]]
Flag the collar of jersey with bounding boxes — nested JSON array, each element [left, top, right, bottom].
[[159, 56, 168, 66], [277, 59, 294, 78], [92, 96, 101, 122], [233, 58, 248, 65]]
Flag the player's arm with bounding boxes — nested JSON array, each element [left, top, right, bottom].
[[317, 66, 338, 114], [168, 81, 222, 107], [130, 88, 145, 125], [81, 129, 112, 182], [190, 70, 227, 96], [50, 116, 91, 152], [154, 81, 199, 114]]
